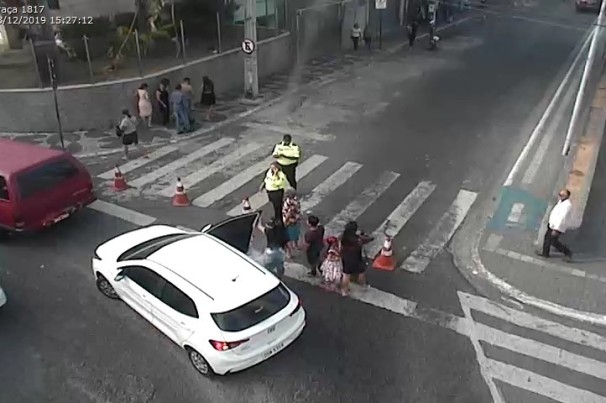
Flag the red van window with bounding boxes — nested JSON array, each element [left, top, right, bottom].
[[17, 158, 79, 199], [0, 176, 9, 200]]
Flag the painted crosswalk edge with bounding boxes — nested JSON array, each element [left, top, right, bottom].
[[88, 200, 156, 226]]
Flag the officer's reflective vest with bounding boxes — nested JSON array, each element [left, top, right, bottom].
[[264, 170, 287, 191], [272, 142, 301, 166]]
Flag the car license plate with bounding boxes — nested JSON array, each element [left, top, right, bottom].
[[262, 342, 284, 360], [53, 212, 70, 223]]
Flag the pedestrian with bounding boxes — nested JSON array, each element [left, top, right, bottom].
[[137, 83, 153, 127], [363, 25, 372, 50], [351, 23, 362, 50], [181, 77, 195, 125], [200, 76, 216, 121], [272, 134, 301, 190], [170, 84, 191, 134], [256, 216, 288, 279], [340, 221, 374, 296], [303, 214, 325, 276], [116, 109, 146, 159], [320, 236, 344, 293], [407, 20, 418, 47], [282, 188, 302, 259], [260, 162, 288, 222], [155, 78, 170, 126], [538, 189, 573, 262]]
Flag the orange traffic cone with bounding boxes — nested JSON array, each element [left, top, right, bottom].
[[373, 235, 396, 271], [172, 178, 190, 207], [242, 197, 252, 214], [113, 165, 128, 191]]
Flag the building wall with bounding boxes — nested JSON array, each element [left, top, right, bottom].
[[49, 0, 135, 18], [0, 32, 292, 132]]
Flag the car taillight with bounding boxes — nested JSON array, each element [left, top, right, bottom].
[[209, 339, 249, 351], [290, 298, 302, 316]]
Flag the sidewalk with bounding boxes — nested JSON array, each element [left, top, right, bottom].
[[0, 13, 474, 159]]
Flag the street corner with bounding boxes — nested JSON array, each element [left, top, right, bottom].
[[487, 186, 548, 236]]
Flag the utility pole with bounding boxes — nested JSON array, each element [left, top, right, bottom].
[[244, 0, 259, 98], [47, 58, 65, 151]]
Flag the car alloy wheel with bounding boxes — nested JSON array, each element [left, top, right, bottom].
[[96, 275, 119, 299], [188, 348, 213, 377]]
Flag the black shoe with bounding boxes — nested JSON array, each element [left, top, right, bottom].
[[535, 250, 549, 258]]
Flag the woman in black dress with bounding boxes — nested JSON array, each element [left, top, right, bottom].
[[200, 76, 216, 120], [155, 78, 170, 126], [340, 221, 373, 296]]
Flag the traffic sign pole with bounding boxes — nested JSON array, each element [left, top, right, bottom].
[[375, 0, 387, 49], [244, 0, 259, 99], [47, 58, 65, 151]]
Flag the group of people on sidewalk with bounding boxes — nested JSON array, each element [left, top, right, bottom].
[[253, 134, 375, 296]]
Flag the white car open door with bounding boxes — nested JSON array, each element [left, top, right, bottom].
[[201, 211, 261, 254]]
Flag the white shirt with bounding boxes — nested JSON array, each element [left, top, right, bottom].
[[352, 27, 362, 38], [119, 116, 137, 134], [548, 198, 572, 233]]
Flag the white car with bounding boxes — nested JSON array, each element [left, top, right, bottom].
[[92, 212, 305, 377], [0, 284, 6, 308]]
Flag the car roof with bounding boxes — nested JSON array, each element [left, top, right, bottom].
[[148, 234, 279, 312], [0, 139, 65, 176]]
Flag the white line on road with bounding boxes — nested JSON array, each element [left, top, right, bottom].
[[367, 181, 436, 257], [459, 292, 606, 352], [507, 203, 525, 223], [299, 162, 363, 212], [225, 154, 328, 216], [98, 145, 178, 179], [504, 28, 592, 187], [486, 359, 606, 403], [476, 322, 606, 381], [242, 122, 335, 142], [88, 200, 156, 226], [160, 142, 263, 197], [192, 157, 274, 208], [130, 138, 234, 188], [401, 189, 477, 273], [324, 171, 400, 235]]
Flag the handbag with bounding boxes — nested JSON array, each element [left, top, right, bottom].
[[115, 125, 123, 137]]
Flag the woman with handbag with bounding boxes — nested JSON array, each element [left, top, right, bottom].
[[117, 109, 147, 159], [340, 221, 373, 296]]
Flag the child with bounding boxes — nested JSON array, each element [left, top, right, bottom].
[[320, 236, 343, 293], [303, 215, 325, 276]]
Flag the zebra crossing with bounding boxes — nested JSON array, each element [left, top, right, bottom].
[[459, 292, 606, 403], [94, 135, 478, 272]]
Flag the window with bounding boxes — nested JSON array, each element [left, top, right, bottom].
[[124, 266, 164, 298], [47, 0, 60, 10], [160, 282, 198, 318], [17, 158, 79, 199], [211, 284, 291, 332], [117, 234, 197, 262], [0, 176, 9, 201]]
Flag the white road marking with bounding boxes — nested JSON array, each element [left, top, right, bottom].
[[401, 190, 477, 273], [476, 322, 606, 381], [299, 162, 363, 212], [367, 181, 436, 257], [160, 142, 263, 197], [324, 171, 400, 235], [459, 292, 606, 352], [507, 203, 524, 223], [98, 145, 178, 179], [88, 200, 156, 226], [225, 154, 328, 216], [242, 122, 335, 141], [486, 359, 606, 403], [192, 156, 274, 208], [129, 138, 234, 188], [504, 29, 592, 186]]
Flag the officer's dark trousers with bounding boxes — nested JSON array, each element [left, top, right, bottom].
[[267, 189, 284, 221], [541, 226, 572, 257], [278, 163, 297, 190]]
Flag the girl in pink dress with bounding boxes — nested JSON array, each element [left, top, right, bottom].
[[137, 83, 153, 127], [320, 237, 343, 293]]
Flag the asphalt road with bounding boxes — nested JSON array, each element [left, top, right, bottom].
[[1, 1, 602, 402]]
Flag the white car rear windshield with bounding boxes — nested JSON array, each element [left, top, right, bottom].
[[211, 284, 291, 332]]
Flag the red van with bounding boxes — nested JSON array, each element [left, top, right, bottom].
[[0, 139, 96, 234]]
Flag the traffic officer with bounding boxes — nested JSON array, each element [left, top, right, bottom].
[[260, 162, 288, 221], [272, 134, 301, 190]]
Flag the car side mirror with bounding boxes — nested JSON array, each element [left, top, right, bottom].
[[114, 270, 126, 282], [200, 224, 212, 233]]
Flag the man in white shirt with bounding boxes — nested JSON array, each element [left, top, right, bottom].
[[539, 189, 573, 261]]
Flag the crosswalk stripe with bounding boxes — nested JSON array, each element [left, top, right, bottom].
[[225, 154, 328, 216], [299, 162, 363, 212], [192, 156, 274, 208], [475, 322, 606, 381], [486, 359, 606, 403], [98, 145, 178, 179], [401, 189, 477, 273], [459, 292, 606, 352], [159, 142, 263, 197], [242, 122, 334, 142], [367, 181, 436, 257], [129, 138, 234, 188], [88, 200, 156, 226], [324, 171, 400, 235]]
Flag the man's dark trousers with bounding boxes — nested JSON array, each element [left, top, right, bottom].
[[278, 163, 297, 189], [541, 226, 572, 257]]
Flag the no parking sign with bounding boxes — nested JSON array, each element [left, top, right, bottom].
[[241, 39, 255, 55]]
